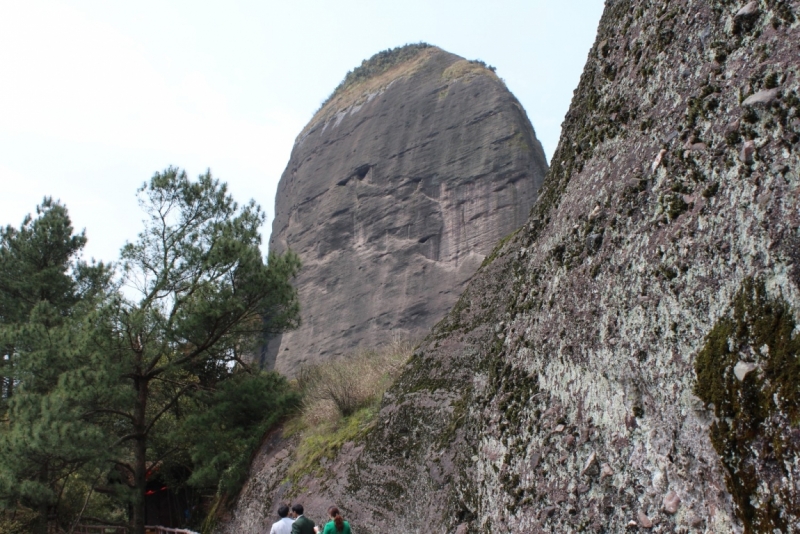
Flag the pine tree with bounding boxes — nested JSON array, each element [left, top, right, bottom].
[[0, 198, 89, 405], [91, 168, 301, 534], [0, 173, 302, 534], [179, 370, 299, 498], [0, 199, 112, 534]]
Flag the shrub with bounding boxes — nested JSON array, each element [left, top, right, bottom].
[[285, 338, 413, 485], [296, 337, 411, 418], [319, 44, 432, 110]]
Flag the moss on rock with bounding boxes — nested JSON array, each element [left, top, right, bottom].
[[695, 278, 800, 532]]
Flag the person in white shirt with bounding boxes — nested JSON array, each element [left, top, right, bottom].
[[270, 504, 295, 534]]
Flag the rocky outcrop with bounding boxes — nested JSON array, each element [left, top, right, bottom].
[[265, 44, 547, 375], [228, 2, 800, 532], [338, 1, 800, 531]]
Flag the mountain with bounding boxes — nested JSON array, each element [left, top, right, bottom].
[[229, 1, 800, 531], [264, 44, 548, 375]]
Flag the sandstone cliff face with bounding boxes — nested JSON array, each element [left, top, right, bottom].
[[265, 45, 548, 375], [226, 2, 800, 533]]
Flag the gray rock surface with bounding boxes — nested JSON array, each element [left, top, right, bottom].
[[225, 1, 800, 533], [264, 45, 547, 375]]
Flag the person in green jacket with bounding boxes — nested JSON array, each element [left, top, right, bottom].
[[314, 506, 351, 534], [290, 504, 315, 534]]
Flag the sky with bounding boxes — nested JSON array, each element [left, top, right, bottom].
[[0, 0, 605, 264]]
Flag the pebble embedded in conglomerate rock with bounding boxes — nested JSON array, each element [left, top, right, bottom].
[[586, 233, 603, 253], [740, 140, 756, 163], [742, 88, 780, 106], [651, 148, 667, 172], [637, 510, 654, 528], [663, 490, 681, 514], [600, 463, 614, 480], [733, 361, 757, 381], [263, 45, 547, 375], [580, 451, 596, 475], [735, 1, 759, 17]]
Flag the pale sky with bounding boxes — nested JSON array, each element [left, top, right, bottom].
[[0, 0, 604, 264]]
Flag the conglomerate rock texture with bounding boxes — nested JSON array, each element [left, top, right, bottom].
[[225, 1, 800, 532], [265, 45, 548, 375]]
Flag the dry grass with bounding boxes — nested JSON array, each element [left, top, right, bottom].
[[442, 59, 499, 83], [296, 337, 412, 419], [283, 338, 414, 484], [301, 48, 437, 136]]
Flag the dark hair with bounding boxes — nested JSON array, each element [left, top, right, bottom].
[[328, 506, 344, 532], [292, 504, 304, 516], [278, 505, 290, 518]]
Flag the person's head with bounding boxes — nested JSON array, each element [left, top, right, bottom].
[[328, 506, 344, 532], [277, 504, 290, 519], [291, 504, 304, 517]]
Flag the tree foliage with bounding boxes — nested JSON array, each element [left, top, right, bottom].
[[0, 198, 113, 534], [0, 198, 107, 404], [179, 371, 299, 497], [0, 170, 302, 534]]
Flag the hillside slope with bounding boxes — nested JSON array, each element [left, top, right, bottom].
[[344, 1, 800, 531]]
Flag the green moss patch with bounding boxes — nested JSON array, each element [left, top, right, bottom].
[[694, 278, 800, 532], [286, 406, 377, 485]]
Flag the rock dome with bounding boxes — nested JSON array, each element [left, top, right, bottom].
[[265, 44, 548, 374]]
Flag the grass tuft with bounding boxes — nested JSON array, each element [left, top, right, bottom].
[[284, 338, 413, 485]]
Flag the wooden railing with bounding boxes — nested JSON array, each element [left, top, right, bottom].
[[49, 525, 198, 534], [48, 526, 127, 534], [145, 527, 200, 534]]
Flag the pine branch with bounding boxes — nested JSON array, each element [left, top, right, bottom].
[[111, 432, 142, 448], [76, 516, 129, 528], [143, 384, 196, 436], [81, 408, 135, 422], [146, 446, 182, 473]]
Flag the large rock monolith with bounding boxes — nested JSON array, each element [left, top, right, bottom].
[[265, 44, 547, 374]]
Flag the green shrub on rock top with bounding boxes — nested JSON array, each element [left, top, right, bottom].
[[320, 43, 432, 109]]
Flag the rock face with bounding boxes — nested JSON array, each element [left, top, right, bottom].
[[226, 2, 800, 533], [265, 44, 548, 375]]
